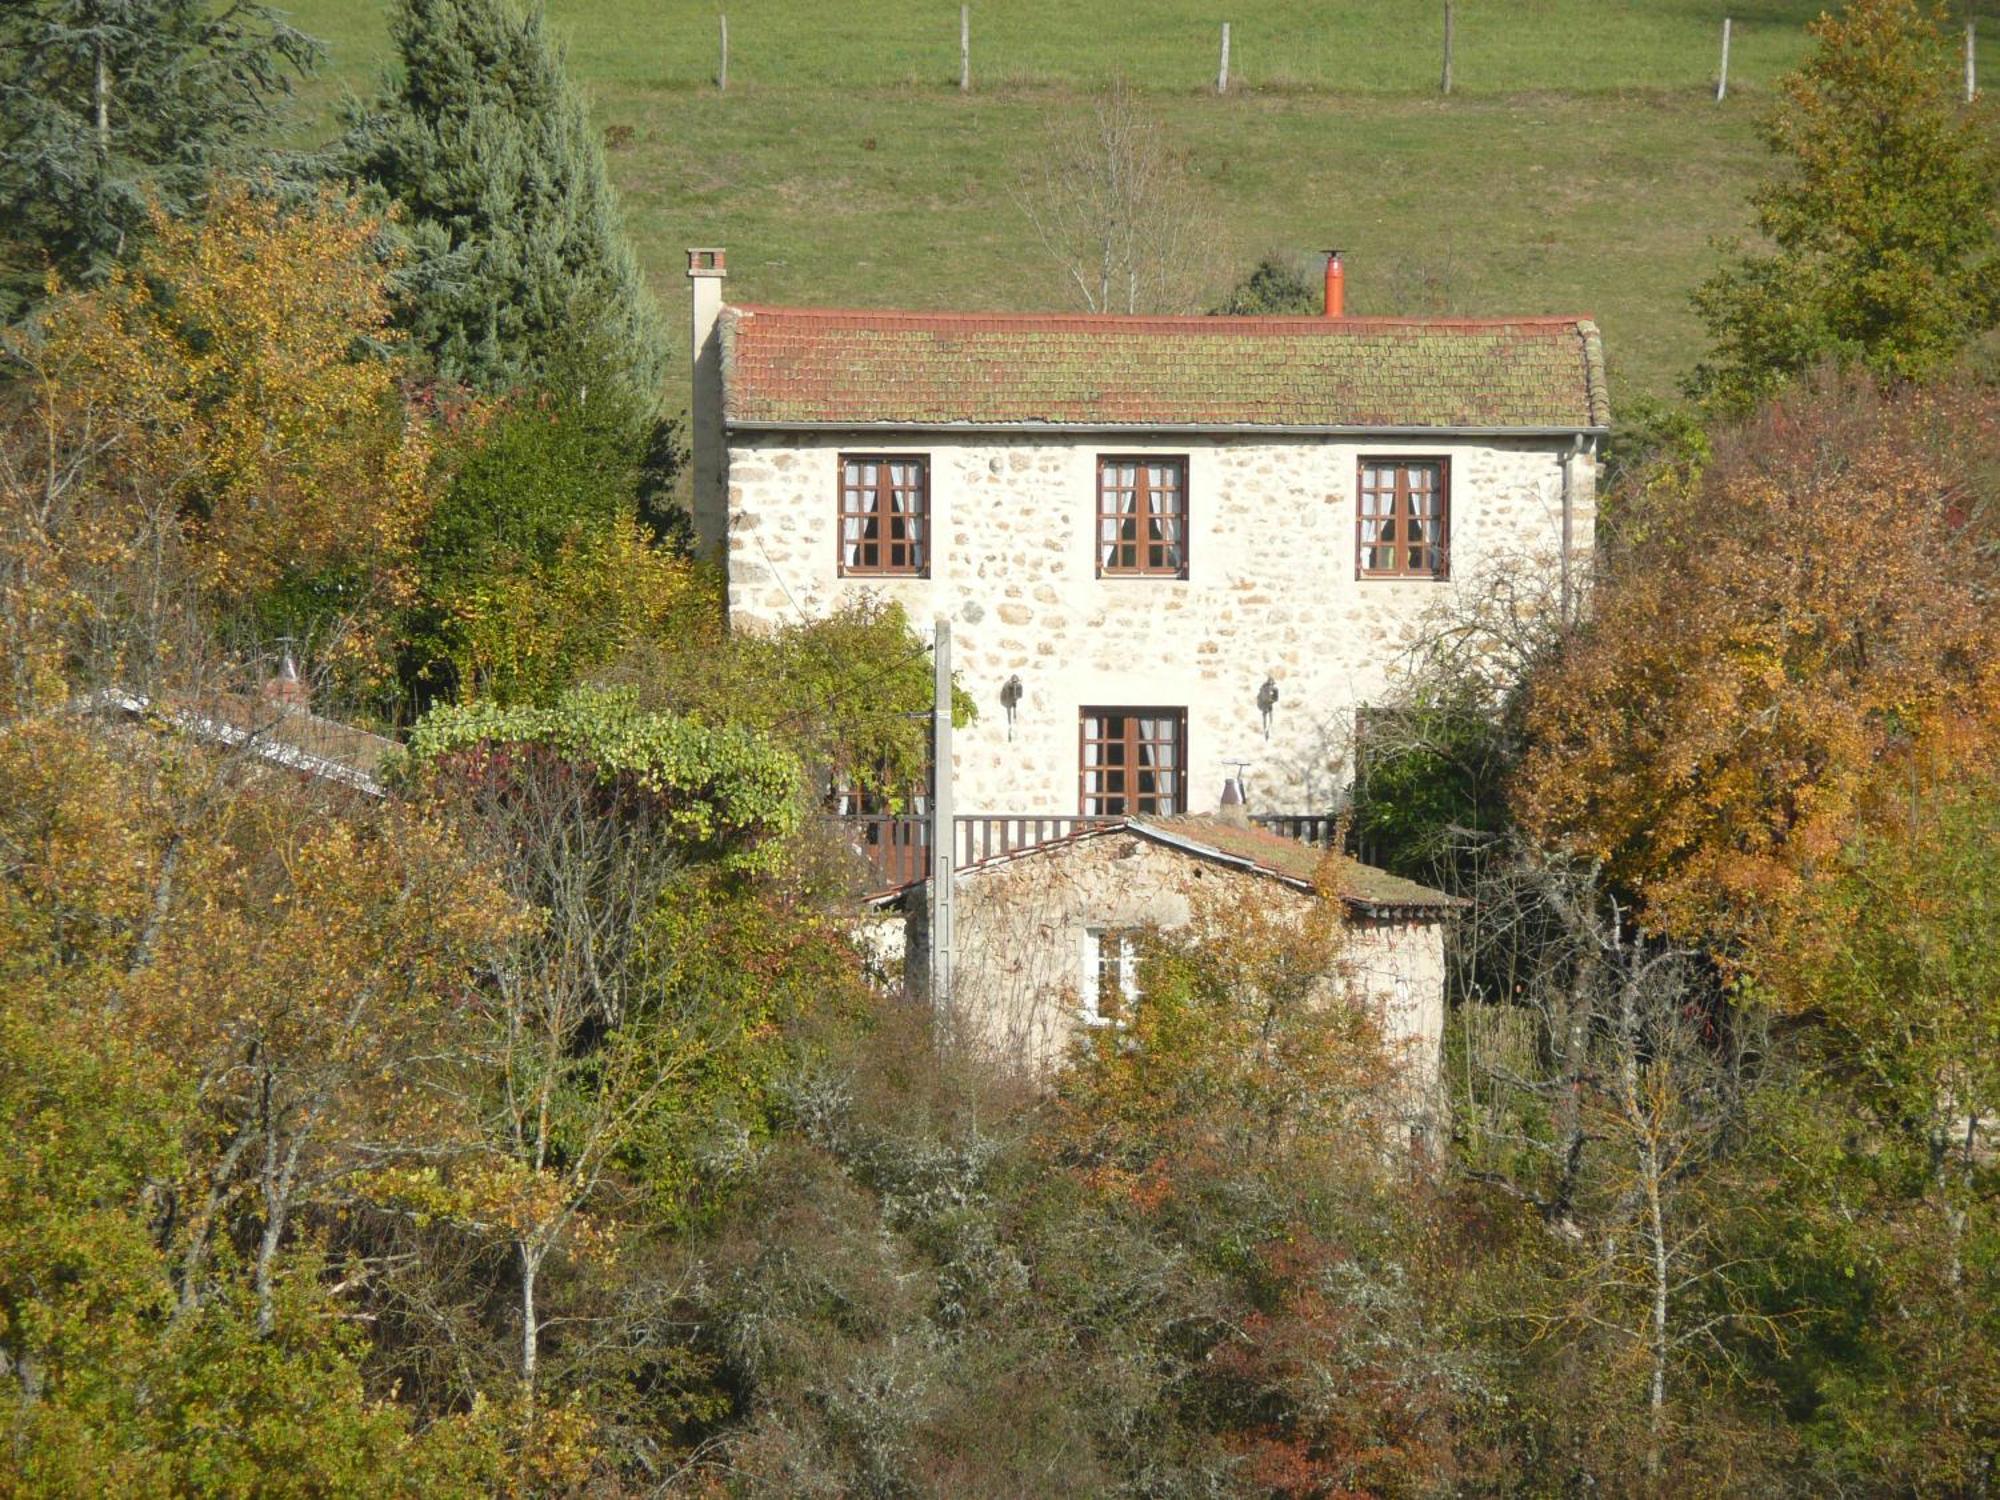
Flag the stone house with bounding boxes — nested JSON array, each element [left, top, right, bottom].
[[685, 247, 1607, 1076], [906, 811, 1461, 1089]]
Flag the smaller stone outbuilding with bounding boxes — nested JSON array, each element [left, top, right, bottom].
[[905, 814, 1460, 1096]]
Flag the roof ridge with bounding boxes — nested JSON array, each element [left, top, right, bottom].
[[725, 304, 1596, 334]]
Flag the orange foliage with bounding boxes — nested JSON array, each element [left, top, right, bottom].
[[1515, 375, 2000, 949]]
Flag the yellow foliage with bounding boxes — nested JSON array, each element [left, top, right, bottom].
[[23, 180, 435, 686], [453, 513, 702, 705]]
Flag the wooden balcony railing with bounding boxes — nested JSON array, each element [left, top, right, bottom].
[[954, 814, 1120, 867], [1251, 812, 1341, 847], [843, 812, 1339, 894], [843, 814, 931, 892], [840, 813, 1120, 893]]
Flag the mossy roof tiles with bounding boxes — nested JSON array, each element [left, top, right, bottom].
[[1137, 815, 1464, 915], [722, 306, 1609, 432]]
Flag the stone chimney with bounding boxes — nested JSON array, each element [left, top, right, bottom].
[[687, 248, 728, 563]]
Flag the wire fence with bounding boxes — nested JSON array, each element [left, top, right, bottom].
[[619, 2, 1992, 100]]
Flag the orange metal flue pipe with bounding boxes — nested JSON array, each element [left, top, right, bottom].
[[1323, 250, 1345, 317]]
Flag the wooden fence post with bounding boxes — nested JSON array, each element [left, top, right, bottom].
[[960, 4, 970, 92], [1968, 20, 1978, 104], [1716, 17, 1731, 103], [1217, 22, 1230, 94], [1441, 1, 1454, 95], [717, 12, 728, 91]]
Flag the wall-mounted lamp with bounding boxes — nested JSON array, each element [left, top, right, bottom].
[[1000, 674, 1024, 740], [1256, 676, 1280, 739]]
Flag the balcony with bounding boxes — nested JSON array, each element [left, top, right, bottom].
[[843, 813, 1123, 895], [843, 811, 1338, 895]]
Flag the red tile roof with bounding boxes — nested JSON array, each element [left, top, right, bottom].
[[721, 306, 1609, 432]]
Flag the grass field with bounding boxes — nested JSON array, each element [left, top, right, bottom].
[[295, 0, 1948, 96], [282, 0, 1998, 411]]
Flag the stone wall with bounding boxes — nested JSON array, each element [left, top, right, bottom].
[[905, 828, 1447, 1098], [725, 430, 1593, 816]]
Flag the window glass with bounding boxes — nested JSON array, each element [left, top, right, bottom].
[[1084, 927, 1142, 1025], [1081, 709, 1185, 815], [840, 454, 929, 575], [1357, 459, 1448, 578], [1098, 456, 1188, 576]]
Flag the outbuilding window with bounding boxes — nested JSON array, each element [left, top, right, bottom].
[[1083, 927, 1142, 1026], [1097, 457, 1188, 577], [1357, 459, 1449, 578], [1080, 708, 1185, 816], [839, 455, 929, 575]]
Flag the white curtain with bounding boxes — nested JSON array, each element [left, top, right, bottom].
[[888, 461, 924, 568], [1148, 462, 1183, 569], [1101, 463, 1139, 569], [842, 460, 878, 568]]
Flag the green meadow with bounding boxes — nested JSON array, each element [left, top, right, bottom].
[[283, 0, 1996, 408]]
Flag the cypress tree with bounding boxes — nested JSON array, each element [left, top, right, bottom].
[[0, 0, 318, 318], [340, 0, 667, 405]]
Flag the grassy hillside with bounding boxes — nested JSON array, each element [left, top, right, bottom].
[[297, 0, 1868, 95], [283, 0, 1995, 410]]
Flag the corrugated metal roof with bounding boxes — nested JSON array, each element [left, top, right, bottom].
[[722, 305, 1609, 432]]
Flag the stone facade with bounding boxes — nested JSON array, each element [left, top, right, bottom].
[[723, 430, 1594, 816], [905, 827, 1448, 1094]]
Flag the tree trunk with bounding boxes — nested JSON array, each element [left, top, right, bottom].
[[95, 49, 110, 153], [1644, 1132, 1670, 1477], [519, 1239, 541, 1405]]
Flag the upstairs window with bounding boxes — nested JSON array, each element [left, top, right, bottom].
[[1357, 459, 1449, 579], [840, 455, 929, 576], [1083, 927, 1142, 1026], [1097, 457, 1188, 577], [1080, 708, 1185, 816]]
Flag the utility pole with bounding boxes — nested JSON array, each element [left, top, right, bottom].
[[1716, 17, 1731, 104], [929, 618, 955, 1014]]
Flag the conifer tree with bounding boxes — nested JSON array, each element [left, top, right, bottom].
[[0, 0, 317, 318], [1688, 0, 2000, 414], [339, 0, 667, 405]]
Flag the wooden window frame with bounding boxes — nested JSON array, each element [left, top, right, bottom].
[[1078, 707, 1187, 817], [1096, 455, 1189, 579], [838, 453, 930, 577], [1356, 457, 1450, 580]]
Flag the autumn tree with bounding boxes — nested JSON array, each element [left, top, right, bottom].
[[1514, 375, 2000, 950], [337, 0, 667, 403], [0, 0, 318, 318], [1688, 0, 2000, 415], [1734, 778, 2000, 1490], [0, 718, 524, 1491], [14, 180, 434, 696], [403, 377, 702, 709], [402, 690, 803, 1408], [607, 597, 970, 816], [1451, 848, 1783, 1489]]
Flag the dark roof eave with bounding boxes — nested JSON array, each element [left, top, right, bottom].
[[727, 418, 1610, 440]]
